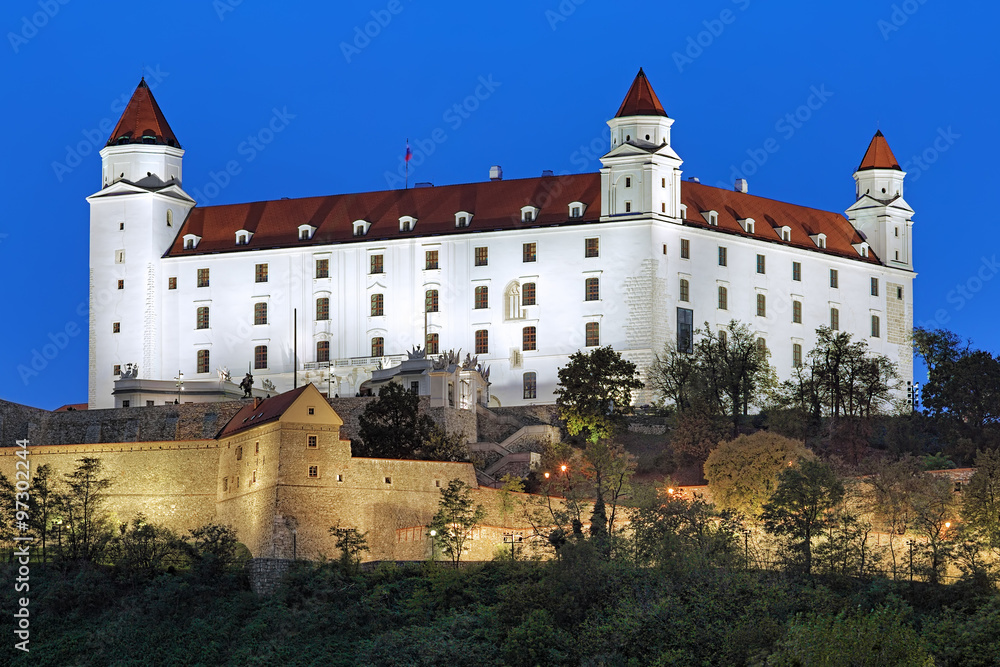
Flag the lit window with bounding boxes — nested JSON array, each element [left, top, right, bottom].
[[197, 349, 210, 374], [830, 269, 839, 288], [792, 262, 801, 282], [523, 326, 536, 351], [793, 343, 803, 367], [255, 264, 268, 283], [585, 238, 599, 258], [197, 306, 210, 330], [426, 333, 439, 354], [523, 372, 537, 399], [871, 277, 879, 297], [679, 278, 689, 303], [371, 293, 384, 317], [756, 294, 766, 317], [371, 337, 384, 357], [523, 282, 536, 306], [370, 255, 384, 274], [315, 258, 329, 278], [317, 340, 330, 362], [523, 243, 536, 263], [585, 277, 600, 301], [254, 302, 267, 325], [718, 286, 727, 310], [718, 247, 727, 266], [475, 329, 488, 354], [197, 268, 209, 287], [475, 247, 488, 266], [316, 297, 330, 321], [792, 300, 802, 324], [425, 289, 439, 313], [585, 322, 599, 347], [756, 254, 766, 274], [112, 322, 120, 333], [168, 277, 176, 290], [308, 435, 318, 448], [680, 239, 690, 259], [255, 345, 267, 369], [475, 286, 488, 309], [425, 250, 439, 270], [871, 315, 881, 338], [830, 308, 840, 330]]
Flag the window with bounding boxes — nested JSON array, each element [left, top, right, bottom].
[[871, 315, 881, 338], [223, 478, 228, 492], [782, 228, 791, 242], [523, 243, 536, 263], [624, 201, 632, 213], [895, 227, 899, 237], [871, 277, 879, 296], [317, 340, 330, 362], [371, 337, 384, 357], [384, 476, 392, 484], [895, 251, 900, 261], [897, 286, 903, 300], [475, 329, 488, 354], [168, 277, 176, 290], [301, 228, 311, 240], [677, 307, 694, 354], [718, 247, 727, 266], [719, 330, 727, 346], [475, 247, 488, 266], [371, 293, 384, 316], [679, 278, 689, 302], [197, 306, 210, 330], [255, 345, 267, 369], [793, 343, 803, 367], [308, 466, 318, 478], [792, 300, 802, 324], [117, 279, 124, 290], [522, 282, 536, 306], [625, 176, 632, 187], [254, 302, 267, 325], [830, 308, 840, 330], [112, 322, 120, 333], [166, 210, 172, 227], [197, 268, 209, 287], [426, 333, 439, 354], [523, 372, 537, 399], [790, 263, 801, 283], [425, 289, 439, 312], [237, 233, 248, 245], [570, 205, 582, 218], [756, 338, 767, 355], [255, 442, 260, 454], [522, 210, 535, 223], [122, 400, 130, 408], [830, 269, 839, 288], [585, 277, 600, 301], [585, 238, 599, 258], [115, 249, 125, 263], [114, 364, 121, 376], [475, 286, 488, 309], [756, 254, 766, 274], [255, 263, 268, 283], [756, 293, 766, 317], [197, 349, 210, 374], [185, 239, 194, 250], [315, 258, 329, 278], [718, 286, 727, 310], [585, 322, 599, 347], [680, 239, 690, 259], [316, 297, 330, 321], [370, 254, 384, 274], [308, 435, 318, 448], [523, 326, 537, 351], [236, 446, 243, 461], [425, 250, 439, 270], [410, 381, 419, 394]]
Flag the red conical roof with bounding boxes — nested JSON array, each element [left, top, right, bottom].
[[615, 68, 668, 118], [857, 130, 900, 171], [106, 78, 181, 148]]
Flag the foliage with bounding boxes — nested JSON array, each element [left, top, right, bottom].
[[761, 458, 845, 575], [419, 425, 470, 462], [962, 449, 1000, 550], [909, 474, 958, 584], [27, 463, 56, 562], [329, 525, 370, 573], [581, 439, 635, 554], [704, 432, 814, 517], [355, 382, 436, 459], [0, 471, 15, 556], [669, 407, 727, 467], [554, 346, 644, 443], [107, 514, 182, 576], [861, 455, 925, 579], [184, 523, 244, 572], [428, 479, 487, 566], [58, 457, 114, 562]]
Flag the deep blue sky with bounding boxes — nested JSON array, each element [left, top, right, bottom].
[[1, 0, 996, 409]]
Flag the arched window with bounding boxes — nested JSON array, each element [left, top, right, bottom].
[[196, 306, 209, 330], [718, 286, 727, 310], [756, 294, 766, 317], [585, 277, 600, 301], [679, 278, 690, 303], [504, 282, 523, 320], [197, 349, 210, 374], [475, 285, 489, 309]]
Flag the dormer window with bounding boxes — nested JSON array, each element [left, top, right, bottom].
[[679, 204, 687, 220], [235, 229, 253, 246], [349, 220, 369, 237], [702, 210, 718, 226], [183, 234, 201, 250], [811, 233, 827, 249], [568, 201, 586, 219], [853, 242, 871, 258], [399, 216, 417, 232], [779, 226, 792, 242], [520, 206, 539, 223], [739, 218, 755, 234], [297, 224, 317, 240], [455, 211, 473, 228], [141, 130, 156, 144]]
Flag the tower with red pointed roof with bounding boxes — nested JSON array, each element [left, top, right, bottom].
[[86, 79, 195, 407], [599, 68, 684, 220]]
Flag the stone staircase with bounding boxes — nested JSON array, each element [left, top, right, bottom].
[[470, 424, 560, 485]]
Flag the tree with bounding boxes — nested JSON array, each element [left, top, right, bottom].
[[554, 346, 643, 443], [185, 523, 243, 572], [27, 464, 56, 562], [910, 474, 957, 584], [862, 455, 925, 579], [428, 479, 486, 566], [59, 457, 113, 562], [108, 514, 181, 576], [669, 408, 727, 468], [329, 524, 370, 573], [761, 458, 844, 575], [704, 432, 814, 517], [649, 341, 699, 412], [0, 472, 15, 558], [582, 440, 635, 556], [419, 426, 470, 462], [354, 382, 436, 459], [962, 449, 1000, 550], [497, 474, 525, 527]]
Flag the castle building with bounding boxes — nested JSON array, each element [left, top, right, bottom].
[[88, 69, 915, 409]]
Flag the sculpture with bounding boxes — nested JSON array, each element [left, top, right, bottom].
[[217, 366, 232, 383], [239, 372, 254, 398]]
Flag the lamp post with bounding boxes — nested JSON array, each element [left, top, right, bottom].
[[743, 528, 752, 570], [503, 532, 522, 561], [429, 529, 437, 563]]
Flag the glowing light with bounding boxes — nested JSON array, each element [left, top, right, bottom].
[[544, 472, 550, 479], [945, 522, 951, 529], [560, 465, 567, 472], [667, 488, 675, 494]]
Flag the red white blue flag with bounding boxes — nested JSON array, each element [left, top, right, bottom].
[[405, 142, 412, 162]]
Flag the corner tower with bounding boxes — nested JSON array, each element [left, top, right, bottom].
[[86, 79, 195, 407], [600, 69, 683, 220], [846, 130, 914, 270]]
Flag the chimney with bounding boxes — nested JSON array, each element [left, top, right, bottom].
[[252, 397, 261, 409], [687, 176, 700, 183], [489, 165, 503, 181], [734, 178, 748, 193], [541, 169, 554, 177]]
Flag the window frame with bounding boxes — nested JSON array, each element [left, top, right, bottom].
[[254, 345, 268, 369], [474, 329, 488, 354], [522, 326, 537, 352], [315, 258, 329, 279], [316, 297, 330, 321], [255, 263, 268, 283], [585, 277, 600, 302], [474, 285, 489, 309], [585, 321, 599, 347]]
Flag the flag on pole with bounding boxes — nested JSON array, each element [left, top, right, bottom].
[[405, 139, 411, 189], [405, 143, 412, 162]]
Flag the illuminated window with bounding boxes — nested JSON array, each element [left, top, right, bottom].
[[255, 263, 268, 283], [425, 250, 439, 270], [371, 293, 384, 317], [315, 258, 329, 278], [585, 277, 600, 301], [316, 297, 330, 321], [254, 345, 267, 369], [425, 289, 439, 313], [475, 329, 488, 354], [522, 282, 536, 306], [475, 286, 489, 309], [585, 322, 599, 347], [523, 326, 537, 351], [254, 302, 267, 325], [475, 247, 488, 266], [197, 349, 210, 374], [585, 238, 599, 258], [371, 337, 384, 357], [317, 340, 330, 362], [197, 306, 209, 329]]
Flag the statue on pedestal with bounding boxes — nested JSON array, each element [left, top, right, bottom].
[[240, 372, 254, 398]]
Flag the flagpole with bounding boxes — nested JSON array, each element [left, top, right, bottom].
[[405, 138, 409, 190]]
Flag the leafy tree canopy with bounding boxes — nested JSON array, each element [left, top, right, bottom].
[[555, 346, 643, 443], [355, 382, 437, 459]]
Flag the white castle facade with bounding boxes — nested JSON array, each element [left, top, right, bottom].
[[88, 70, 915, 409]]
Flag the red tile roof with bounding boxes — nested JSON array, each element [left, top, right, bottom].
[[54, 403, 88, 412], [857, 130, 900, 171], [169, 174, 877, 265], [216, 385, 310, 438], [106, 79, 181, 148], [615, 68, 668, 118]]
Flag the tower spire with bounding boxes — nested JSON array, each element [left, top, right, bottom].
[[857, 130, 900, 171], [106, 79, 181, 148], [614, 67, 668, 118]]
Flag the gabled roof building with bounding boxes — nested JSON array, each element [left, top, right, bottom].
[[87, 70, 914, 408]]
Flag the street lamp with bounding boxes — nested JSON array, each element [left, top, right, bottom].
[[429, 529, 437, 562]]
